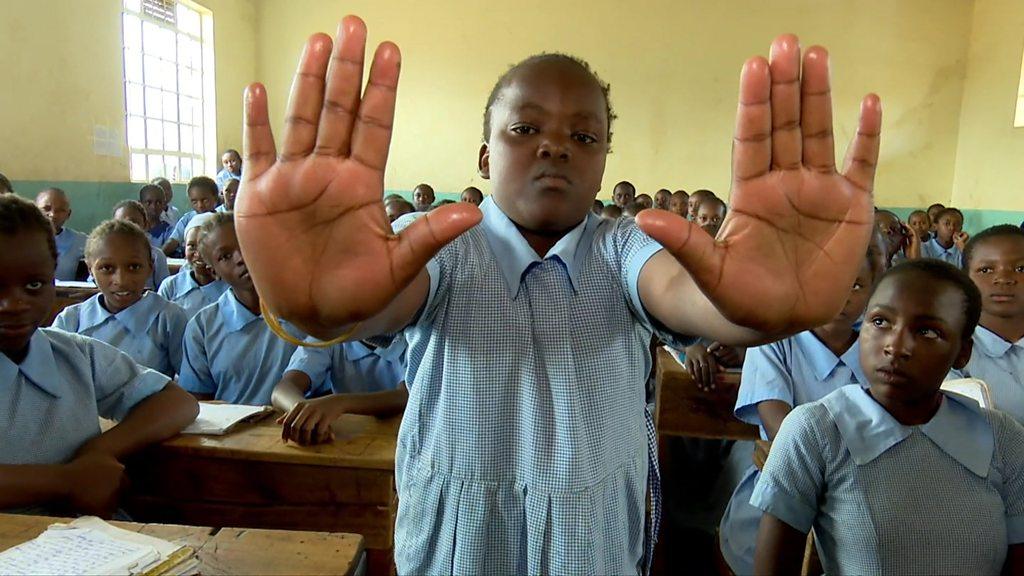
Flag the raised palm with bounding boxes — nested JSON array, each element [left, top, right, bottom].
[[638, 36, 881, 334], [236, 16, 480, 332]]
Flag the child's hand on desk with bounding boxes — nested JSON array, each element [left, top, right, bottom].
[[708, 341, 744, 368], [277, 396, 350, 445], [684, 344, 718, 392], [637, 35, 881, 334], [236, 16, 481, 332], [62, 453, 126, 518]]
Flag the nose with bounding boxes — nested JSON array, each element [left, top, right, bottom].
[[537, 134, 570, 161], [882, 325, 913, 360], [994, 268, 1017, 285], [232, 250, 246, 268], [0, 289, 31, 315]]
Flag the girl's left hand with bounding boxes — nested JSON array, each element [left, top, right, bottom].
[[954, 231, 970, 251], [637, 35, 881, 335]]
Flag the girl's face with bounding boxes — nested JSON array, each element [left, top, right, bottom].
[[222, 180, 239, 211], [113, 206, 147, 230], [908, 213, 930, 238], [480, 61, 609, 236], [201, 224, 253, 291], [222, 152, 241, 174], [668, 194, 688, 217], [90, 234, 152, 314], [967, 236, 1024, 320], [859, 272, 972, 405], [612, 185, 634, 209], [936, 213, 963, 244], [654, 190, 672, 210], [141, 189, 167, 224], [184, 227, 215, 283], [187, 187, 218, 214], [0, 230, 55, 361]]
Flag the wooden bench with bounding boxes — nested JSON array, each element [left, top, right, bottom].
[[124, 412, 399, 576], [655, 348, 758, 440], [0, 513, 365, 575]]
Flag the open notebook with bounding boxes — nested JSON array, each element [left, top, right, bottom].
[[941, 377, 993, 409], [0, 516, 197, 576], [181, 403, 273, 435]]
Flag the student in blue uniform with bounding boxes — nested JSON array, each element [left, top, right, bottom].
[[234, 20, 881, 574], [111, 200, 171, 290], [752, 259, 1024, 574], [152, 177, 180, 227], [718, 248, 879, 575], [157, 213, 228, 318], [178, 212, 301, 405], [920, 207, 967, 267], [161, 176, 219, 257], [35, 187, 86, 281], [139, 185, 173, 248], [272, 336, 408, 445], [216, 177, 240, 212], [952, 224, 1024, 423], [215, 149, 242, 192], [0, 195, 197, 516], [53, 219, 186, 378]]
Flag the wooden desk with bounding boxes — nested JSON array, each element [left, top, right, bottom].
[[655, 348, 758, 440], [125, 413, 399, 575], [46, 285, 99, 326], [0, 513, 364, 575]]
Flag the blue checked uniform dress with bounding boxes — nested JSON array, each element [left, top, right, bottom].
[[718, 332, 868, 575], [949, 326, 1024, 424], [390, 198, 692, 575], [753, 385, 1024, 574], [52, 291, 187, 378]]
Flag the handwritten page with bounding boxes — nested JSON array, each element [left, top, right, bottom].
[[0, 527, 156, 575]]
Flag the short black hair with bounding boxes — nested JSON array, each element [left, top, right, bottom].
[[0, 172, 12, 193], [873, 259, 981, 340], [700, 196, 727, 213], [112, 199, 148, 226], [0, 194, 56, 264], [85, 219, 152, 264], [139, 184, 165, 201], [908, 209, 928, 219], [935, 207, 964, 223], [482, 53, 615, 145], [613, 181, 635, 193], [927, 203, 945, 212], [223, 148, 241, 160], [197, 211, 236, 263], [187, 176, 218, 198], [962, 224, 1024, 270]]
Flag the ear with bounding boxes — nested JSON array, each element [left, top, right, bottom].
[[952, 336, 973, 370], [478, 143, 490, 180]]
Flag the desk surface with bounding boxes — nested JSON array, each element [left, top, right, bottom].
[[0, 513, 364, 576], [158, 412, 401, 470], [655, 348, 758, 440]]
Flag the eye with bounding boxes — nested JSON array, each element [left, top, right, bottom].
[[919, 328, 941, 339], [26, 281, 44, 291], [99, 265, 113, 273], [870, 316, 890, 328], [572, 132, 598, 145], [1015, 265, 1024, 273], [851, 282, 863, 291], [129, 264, 142, 272], [978, 266, 993, 274], [510, 124, 537, 135]]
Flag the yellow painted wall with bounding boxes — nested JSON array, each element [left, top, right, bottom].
[[0, 0, 255, 182], [951, 0, 1024, 212], [254, 0, 974, 205]]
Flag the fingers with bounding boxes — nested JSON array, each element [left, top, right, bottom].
[[392, 203, 482, 283], [769, 35, 802, 170], [732, 57, 772, 183], [280, 34, 333, 161], [243, 84, 276, 182], [800, 47, 835, 172], [280, 405, 301, 441], [349, 41, 401, 172], [634, 210, 724, 293], [841, 93, 883, 193], [315, 16, 367, 157]]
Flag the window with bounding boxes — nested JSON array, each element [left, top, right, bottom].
[[122, 0, 216, 182]]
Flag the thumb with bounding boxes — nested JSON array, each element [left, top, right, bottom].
[[392, 203, 482, 280], [635, 209, 723, 288]]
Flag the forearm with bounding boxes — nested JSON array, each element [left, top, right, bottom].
[[271, 371, 313, 412], [335, 386, 408, 417], [161, 238, 180, 256], [757, 400, 792, 440], [0, 464, 69, 508], [78, 383, 198, 460], [753, 513, 808, 575]]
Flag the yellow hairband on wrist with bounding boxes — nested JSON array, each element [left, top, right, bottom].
[[260, 299, 362, 348]]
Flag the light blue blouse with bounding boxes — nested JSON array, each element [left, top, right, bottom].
[[52, 291, 187, 378], [54, 227, 87, 281], [950, 325, 1024, 424], [157, 266, 228, 319], [289, 337, 406, 396], [753, 385, 1024, 575]]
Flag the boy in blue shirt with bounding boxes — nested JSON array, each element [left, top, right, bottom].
[[178, 213, 301, 405], [161, 176, 219, 257], [0, 195, 197, 516], [139, 184, 173, 248], [921, 207, 968, 267], [35, 187, 86, 281]]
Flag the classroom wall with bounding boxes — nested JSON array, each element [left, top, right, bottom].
[[253, 0, 974, 208], [951, 0, 1024, 231], [1, 0, 255, 230]]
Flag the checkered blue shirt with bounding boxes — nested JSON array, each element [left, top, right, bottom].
[[390, 198, 692, 574]]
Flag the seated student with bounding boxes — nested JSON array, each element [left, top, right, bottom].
[[138, 184, 173, 248], [696, 196, 727, 237], [0, 195, 197, 517], [907, 209, 931, 243], [611, 180, 635, 209], [0, 172, 12, 194], [654, 189, 672, 211], [158, 213, 228, 318], [718, 248, 879, 575], [162, 176, 219, 257], [461, 186, 484, 206], [874, 209, 916, 266], [752, 259, 1024, 575], [591, 199, 604, 215], [53, 219, 186, 378], [600, 204, 622, 220], [35, 187, 86, 281], [215, 149, 243, 192], [412, 183, 435, 212], [687, 189, 715, 221], [622, 201, 642, 218], [217, 177, 240, 212], [271, 337, 408, 445], [920, 207, 968, 267], [385, 198, 415, 223], [384, 193, 404, 202], [634, 193, 654, 211], [151, 177, 180, 227], [110, 200, 171, 290], [927, 202, 946, 235], [668, 190, 689, 217], [179, 213, 302, 405], [951, 225, 1024, 423]]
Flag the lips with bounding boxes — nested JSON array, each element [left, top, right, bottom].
[[0, 322, 36, 340], [990, 294, 1017, 303], [875, 365, 910, 385], [535, 171, 572, 187]]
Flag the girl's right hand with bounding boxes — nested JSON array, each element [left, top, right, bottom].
[[236, 16, 481, 335]]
